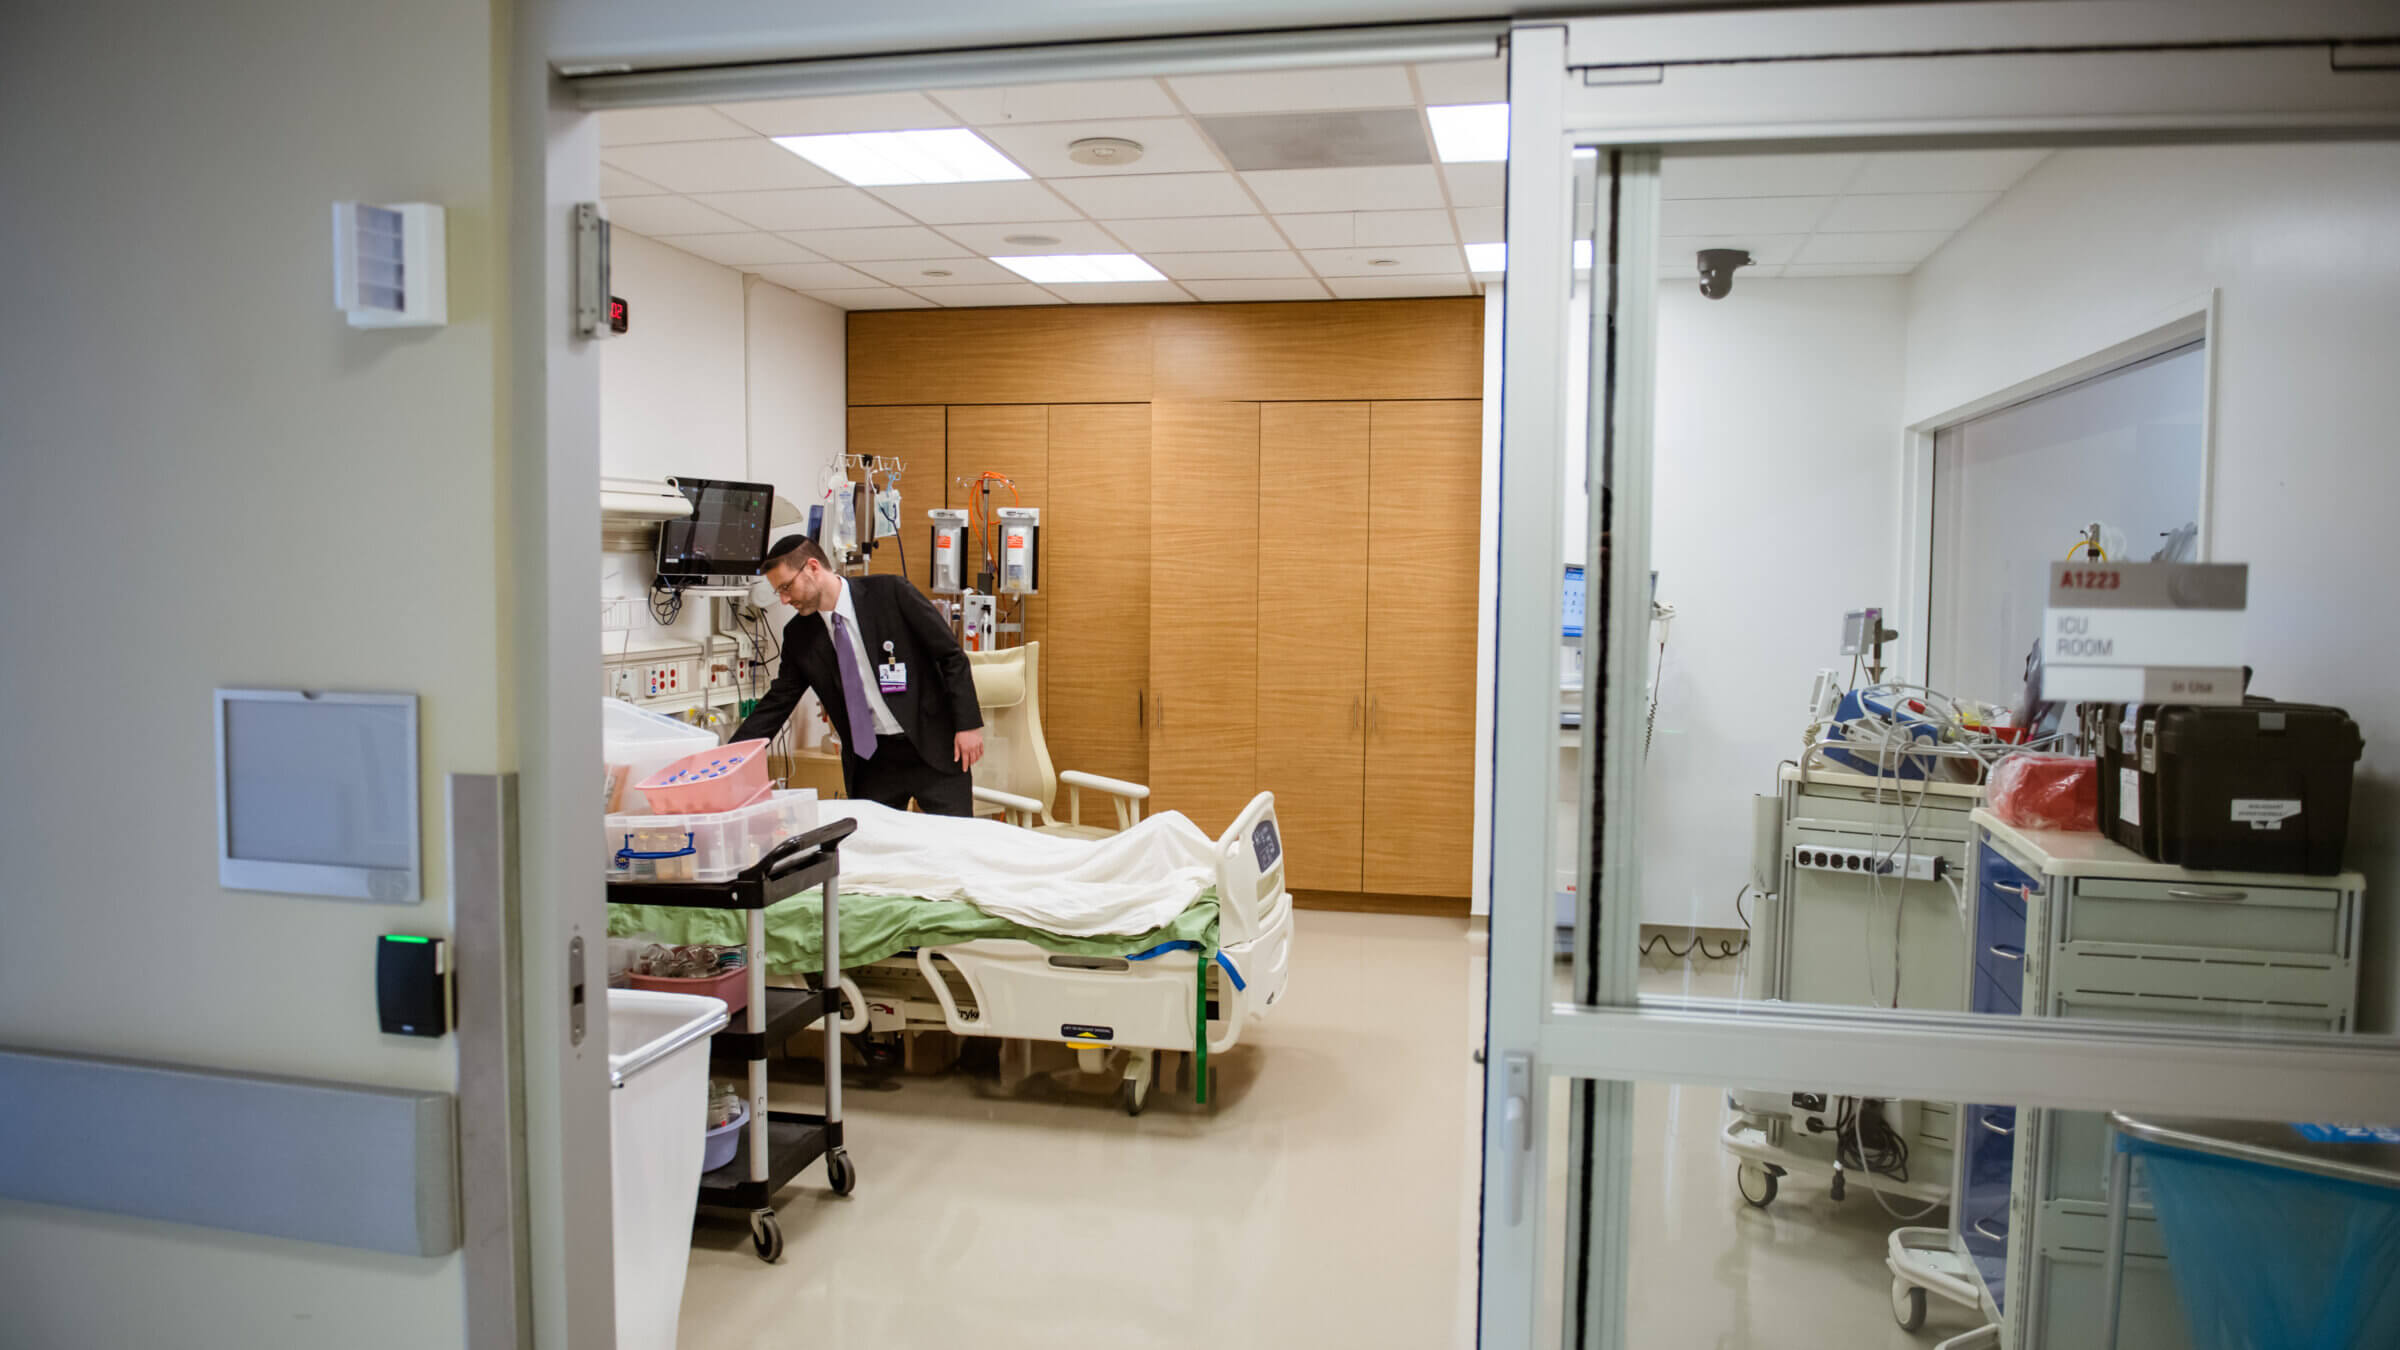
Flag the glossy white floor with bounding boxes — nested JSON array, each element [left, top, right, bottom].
[[674, 912, 1963, 1348]]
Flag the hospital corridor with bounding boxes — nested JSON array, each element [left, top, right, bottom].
[[6, 4, 2400, 1350]]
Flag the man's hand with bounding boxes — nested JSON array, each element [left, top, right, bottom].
[[954, 729, 985, 768]]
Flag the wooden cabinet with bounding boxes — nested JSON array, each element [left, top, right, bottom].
[[1147, 402, 1259, 835], [1258, 403, 1371, 892], [846, 405, 944, 592], [1364, 401, 1482, 896], [1044, 404, 1150, 793]]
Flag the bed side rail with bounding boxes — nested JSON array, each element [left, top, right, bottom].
[[1212, 791, 1285, 947]]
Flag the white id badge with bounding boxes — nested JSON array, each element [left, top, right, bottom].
[[878, 661, 908, 693]]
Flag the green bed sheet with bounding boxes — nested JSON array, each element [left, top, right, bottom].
[[609, 886, 1220, 977]]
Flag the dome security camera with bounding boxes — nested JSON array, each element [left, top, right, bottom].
[[1697, 248, 1754, 299]]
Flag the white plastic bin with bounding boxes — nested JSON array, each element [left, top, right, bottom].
[[607, 989, 730, 1350], [602, 698, 717, 813], [605, 789, 820, 883]]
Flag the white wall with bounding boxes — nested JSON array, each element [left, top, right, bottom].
[[1904, 142, 2400, 1031], [0, 2, 503, 1343], [1637, 278, 1911, 929]]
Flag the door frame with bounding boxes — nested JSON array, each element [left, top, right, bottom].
[[1484, 6, 2400, 1348]]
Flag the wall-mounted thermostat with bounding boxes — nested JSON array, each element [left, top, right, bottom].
[[332, 202, 447, 328]]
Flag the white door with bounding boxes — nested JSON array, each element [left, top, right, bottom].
[[1481, 9, 2400, 1347]]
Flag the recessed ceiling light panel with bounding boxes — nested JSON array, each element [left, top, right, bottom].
[[1427, 103, 1509, 164], [989, 253, 1167, 284], [770, 129, 1029, 186]]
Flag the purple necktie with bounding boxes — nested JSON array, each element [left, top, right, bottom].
[[830, 612, 879, 758]]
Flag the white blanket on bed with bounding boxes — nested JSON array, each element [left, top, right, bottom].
[[821, 800, 1219, 938]]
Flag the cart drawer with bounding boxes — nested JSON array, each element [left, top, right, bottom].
[[2064, 878, 2345, 955]]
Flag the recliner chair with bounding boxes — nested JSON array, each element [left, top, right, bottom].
[[967, 641, 1149, 838]]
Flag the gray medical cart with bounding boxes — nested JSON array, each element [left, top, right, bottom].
[[1929, 811, 2363, 1350]]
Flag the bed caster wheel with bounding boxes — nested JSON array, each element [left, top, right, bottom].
[[749, 1210, 783, 1263], [826, 1148, 857, 1197], [1892, 1279, 1928, 1332], [1120, 1077, 1148, 1117], [1737, 1159, 1779, 1209]]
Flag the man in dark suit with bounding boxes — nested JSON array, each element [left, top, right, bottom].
[[730, 535, 984, 815]]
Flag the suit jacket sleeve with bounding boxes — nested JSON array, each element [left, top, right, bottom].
[[893, 581, 983, 733], [730, 615, 814, 744]]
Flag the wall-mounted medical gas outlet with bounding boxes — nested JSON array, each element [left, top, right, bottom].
[[1792, 843, 1945, 882], [333, 202, 446, 328]]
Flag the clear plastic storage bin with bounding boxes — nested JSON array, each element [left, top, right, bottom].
[[605, 789, 820, 883]]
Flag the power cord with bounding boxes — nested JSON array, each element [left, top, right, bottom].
[[1639, 883, 1754, 960]]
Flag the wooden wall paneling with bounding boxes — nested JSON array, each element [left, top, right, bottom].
[[845, 405, 946, 592], [1363, 400, 1484, 896], [1256, 403, 1370, 892], [847, 308, 1154, 407], [1148, 401, 1259, 835], [1150, 299, 1485, 402], [945, 406, 1050, 679], [1042, 405, 1152, 801]]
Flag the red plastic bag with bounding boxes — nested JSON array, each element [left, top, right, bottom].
[[1988, 754, 2099, 832]]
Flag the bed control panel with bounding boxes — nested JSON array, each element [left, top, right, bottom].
[[1251, 819, 1282, 873]]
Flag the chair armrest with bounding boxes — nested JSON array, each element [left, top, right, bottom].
[[972, 785, 1046, 829], [1058, 770, 1150, 801]]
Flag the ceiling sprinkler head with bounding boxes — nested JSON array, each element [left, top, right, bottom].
[[1002, 233, 1062, 248], [1067, 136, 1145, 167], [1367, 257, 1402, 268], [920, 268, 954, 278]]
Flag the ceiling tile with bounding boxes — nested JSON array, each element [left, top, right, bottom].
[[1413, 58, 1507, 105], [1180, 278, 1333, 301], [655, 232, 825, 267], [1778, 262, 1916, 277], [930, 79, 1180, 125], [1304, 244, 1464, 277], [1816, 190, 2003, 233], [1147, 251, 1312, 280], [599, 165, 668, 198], [604, 196, 751, 236], [934, 220, 1123, 255], [1659, 233, 1806, 267], [776, 226, 973, 261], [1323, 274, 1473, 299], [601, 139, 843, 193], [1441, 162, 1505, 208], [1849, 149, 2049, 195], [848, 256, 1025, 287], [1275, 209, 1457, 249], [1244, 165, 1444, 214], [911, 283, 1065, 307], [1452, 206, 1504, 243], [1051, 281, 1192, 304], [1099, 215, 1287, 252], [1661, 195, 1835, 236], [866, 180, 1074, 225], [747, 262, 883, 289], [1199, 109, 1431, 172], [1049, 173, 1257, 219], [795, 288, 935, 310], [690, 188, 909, 232], [1167, 65, 1415, 115], [597, 106, 755, 147], [1792, 230, 1953, 265], [712, 92, 957, 136], [1662, 152, 1865, 200], [979, 118, 1224, 178]]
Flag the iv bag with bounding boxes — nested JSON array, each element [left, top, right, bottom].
[[873, 487, 901, 539]]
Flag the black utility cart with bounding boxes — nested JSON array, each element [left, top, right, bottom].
[[608, 816, 858, 1262]]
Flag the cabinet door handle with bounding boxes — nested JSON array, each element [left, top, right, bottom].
[[1987, 944, 2024, 962], [1973, 1217, 2008, 1241], [1351, 694, 1362, 732], [1151, 695, 1161, 732], [1367, 694, 1380, 736], [1137, 690, 1145, 731], [2166, 887, 2248, 903], [1979, 1111, 2015, 1136]]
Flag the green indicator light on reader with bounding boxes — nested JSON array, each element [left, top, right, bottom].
[[384, 934, 430, 944]]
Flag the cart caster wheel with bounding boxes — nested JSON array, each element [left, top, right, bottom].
[[1121, 1077, 1148, 1117], [749, 1210, 783, 1263], [1892, 1279, 1927, 1332], [826, 1148, 857, 1197], [1830, 1169, 1847, 1203], [1737, 1159, 1779, 1208]]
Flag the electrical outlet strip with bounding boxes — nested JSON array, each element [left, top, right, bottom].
[[1791, 843, 1944, 882]]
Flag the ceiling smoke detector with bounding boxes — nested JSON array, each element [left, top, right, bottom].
[[1067, 136, 1145, 167], [1002, 233, 1062, 248]]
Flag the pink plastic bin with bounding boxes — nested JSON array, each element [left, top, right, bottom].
[[627, 962, 748, 1015], [634, 738, 771, 815]]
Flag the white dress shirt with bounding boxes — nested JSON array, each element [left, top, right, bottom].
[[822, 577, 904, 738]]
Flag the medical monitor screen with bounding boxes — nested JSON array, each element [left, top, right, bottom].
[[656, 478, 773, 580]]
